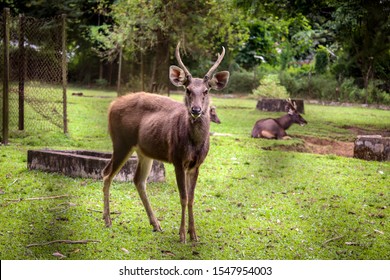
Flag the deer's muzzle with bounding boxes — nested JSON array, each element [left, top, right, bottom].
[[190, 106, 202, 119]]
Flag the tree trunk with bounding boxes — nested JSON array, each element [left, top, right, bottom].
[[152, 30, 170, 93]]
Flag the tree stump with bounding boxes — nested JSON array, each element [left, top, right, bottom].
[[27, 150, 165, 182], [353, 135, 390, 161], [256, 98, 305, 114]]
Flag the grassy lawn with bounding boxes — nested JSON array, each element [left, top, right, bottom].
[[0, 87, 389, 260]]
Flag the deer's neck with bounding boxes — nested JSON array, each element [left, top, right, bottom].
[[188, 112, 210, 146], [276, 114, 293, 130]]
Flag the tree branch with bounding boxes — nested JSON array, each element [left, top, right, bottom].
[[322, 235, 344, 246], [5, 194, 70, 203]]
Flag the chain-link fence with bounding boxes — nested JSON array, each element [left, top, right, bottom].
[[1, 8, 67, 144]]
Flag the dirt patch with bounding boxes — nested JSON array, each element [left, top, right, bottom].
[[273, 137, 354, 157], [273, 125, 389, 158], [302, 136, 354, 157]]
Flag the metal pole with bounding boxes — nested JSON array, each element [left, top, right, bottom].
[[61, 14, 68, 134], [2, 8, 10, 145]]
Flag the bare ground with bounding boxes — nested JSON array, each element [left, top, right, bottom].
[[301, 136, 354, 157], [274, 126, 389, 158]]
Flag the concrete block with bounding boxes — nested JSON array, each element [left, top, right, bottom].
[[256, 98, 305, 114], [27, 149, 166, 182], [353, 135, 390, 161]]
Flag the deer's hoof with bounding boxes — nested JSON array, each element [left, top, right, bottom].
[[179, 232, 187, 244], [189, 231, 199, 242], [152, 226, 163, 232], [151, 220, 162, 232], [103, 216, 112, 227]]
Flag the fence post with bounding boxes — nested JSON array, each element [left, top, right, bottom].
[[61, 14, 68, 134], [18, 13, 25, 131], [116, 46, 122, 95], [2, 8, 10, 145]]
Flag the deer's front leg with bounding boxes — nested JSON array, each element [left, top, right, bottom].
[[187, 167, 199, 242], [175, 165, 187, 243]]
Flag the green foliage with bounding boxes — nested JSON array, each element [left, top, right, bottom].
[[280, 70, 339, 100], [280, 43, 293, 70], [235, 20, 279, 69], [315, 46, 329, 74], [287, 14, 314, 60], [252, 74, 289, 99], [364, 81, 390, 105], [331, 0, 390, 86], [280, 69, 390, 105], [3, 0, 390, 104], [225, 70, 260, 93]]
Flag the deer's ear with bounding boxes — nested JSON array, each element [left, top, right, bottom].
[[169, 66, 187, 87], [209, 71, 230, 90]]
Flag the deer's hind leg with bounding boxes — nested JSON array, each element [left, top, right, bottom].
[[134, 151, 162, 232], [102, 143, 134, 227], [261, 130, 276, 139]]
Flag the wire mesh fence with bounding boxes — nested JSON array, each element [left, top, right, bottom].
[[1, 9, 67, 143]]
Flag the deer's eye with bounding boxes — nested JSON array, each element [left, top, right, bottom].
[[203, 90, 208, 95]]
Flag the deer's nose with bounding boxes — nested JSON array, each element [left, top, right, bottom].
[[191, 106, 202, 116]]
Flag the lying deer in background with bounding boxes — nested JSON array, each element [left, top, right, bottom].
[[102, 42, 229, 243], [251, 99, 307, 139], [210, 106, 221, 124]]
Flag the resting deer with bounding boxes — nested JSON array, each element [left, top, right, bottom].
[[102, 42, 229, 243], [210, 106, 221, 124], [251, 99, 307, 139]]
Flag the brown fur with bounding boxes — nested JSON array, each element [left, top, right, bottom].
[[252, 100, 307, 139], [102, 43, 229, 243]]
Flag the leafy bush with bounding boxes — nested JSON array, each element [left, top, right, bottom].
[[226, 70, 260, 93], [311, 74, 338, 100], [315, 46, 329, 74], [279, 71, 301, 96], [338, 78, 363, 102], [338, 79, 390, 104], [252, 74, 289, 98], [365, 81, 390, 105], [280, 71, 338, 100], [94, 78, 108, 88]]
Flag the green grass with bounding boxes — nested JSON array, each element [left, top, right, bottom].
[[0, 86, 389, 260]]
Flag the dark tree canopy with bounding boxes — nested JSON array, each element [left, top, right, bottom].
[[1, 0, 389, 101]]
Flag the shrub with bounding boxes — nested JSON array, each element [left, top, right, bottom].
[[310, 74, 338, 100], [278, 68, 390, 104], [339, 78, 363, 102], [253, 74, 289, 98], [279, 71, 301, 96], [315, 46, 329, 74], [338, 78, 390, 104], [226, 70, 260, 93], [280, 71, 338, 100], [95, 78, 108, 88], [365, 81, 390, 105]]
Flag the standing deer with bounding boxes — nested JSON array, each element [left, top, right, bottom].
[[102, 42, 229, 243], [251, 99, 307, 139]]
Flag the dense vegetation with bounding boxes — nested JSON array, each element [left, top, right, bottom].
[[2, 0, 389, 104]]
